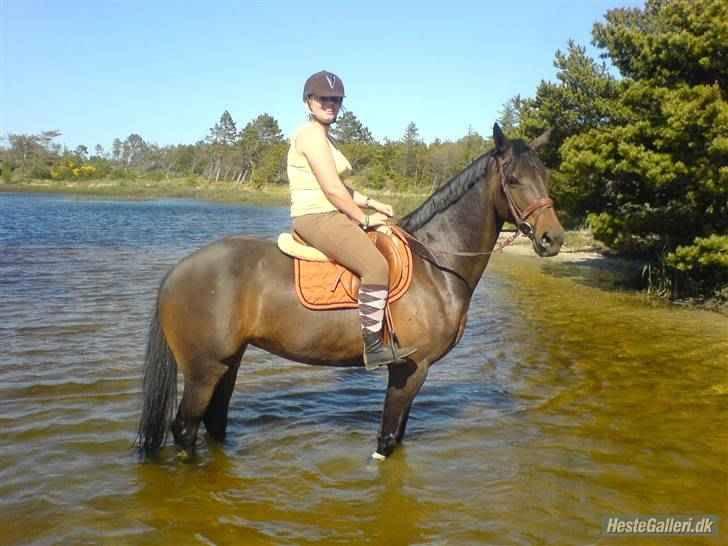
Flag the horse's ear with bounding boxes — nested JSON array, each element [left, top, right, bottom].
[[529, 128, 552, 151], [493, 123, 509, 155]]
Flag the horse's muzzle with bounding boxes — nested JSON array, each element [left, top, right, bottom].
[[533, 228, 564, 257]]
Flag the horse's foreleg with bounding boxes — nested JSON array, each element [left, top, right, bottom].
[[395, 402, 413, 444], [375, 360, 429, 459], [172, 359, 228, 454], [203, 348, 245, 443]]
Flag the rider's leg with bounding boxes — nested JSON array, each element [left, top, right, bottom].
[[292, 212, 416, 369]]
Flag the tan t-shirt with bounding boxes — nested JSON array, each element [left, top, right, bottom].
[[287, 124, 352, 217]]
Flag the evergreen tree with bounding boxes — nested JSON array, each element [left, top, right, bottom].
[[206, 110, 238, 181], [497, 95, 528, 137], [236, 114, 285, 185], [592, 0, 727, 88], [246, 113, 284, 145], [559, 0, 728, 297], [208, 110, 238, 146], [515, 40, 619, 168], [402, 122, 421, 179], [331, 110, 373, 144]]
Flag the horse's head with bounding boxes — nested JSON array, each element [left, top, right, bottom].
[[490, 123, 564, 257]]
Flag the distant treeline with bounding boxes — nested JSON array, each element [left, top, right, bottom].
[[0, 111, 491, 194], [2, 0, 726, 302]]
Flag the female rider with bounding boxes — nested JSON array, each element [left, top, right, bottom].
[[287, 70, 416, 370]]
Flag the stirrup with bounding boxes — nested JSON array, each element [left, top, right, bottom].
[[362, 331, 416, 371], [393, 342, 417, 361]]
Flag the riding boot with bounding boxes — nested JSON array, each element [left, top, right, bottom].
[[358, 283, 417, 371], [362, 329, 417, 371]]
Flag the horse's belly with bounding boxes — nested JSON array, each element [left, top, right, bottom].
[[250, 339, 364, 367]]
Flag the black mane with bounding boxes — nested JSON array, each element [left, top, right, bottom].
[[398, 139, 541, 232], [399, 150, 493, 232]]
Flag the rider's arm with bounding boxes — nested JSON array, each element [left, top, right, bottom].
[[344, 185, 369, 207], [297, 125, 367, 225], [344, 184, 393, 217]]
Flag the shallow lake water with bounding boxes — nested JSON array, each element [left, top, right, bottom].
[[1, 193, 726, 545]]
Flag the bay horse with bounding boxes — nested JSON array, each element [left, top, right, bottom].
[[137, 124, 564, 460]]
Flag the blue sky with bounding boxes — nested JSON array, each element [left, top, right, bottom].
[[1, 0, 643, 151]]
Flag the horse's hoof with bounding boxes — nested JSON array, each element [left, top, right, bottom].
[[371, 451, 386, 461], [376, 433, 397, 457], [176, 448, 195, 462]]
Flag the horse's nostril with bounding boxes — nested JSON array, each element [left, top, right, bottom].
[[541, 234, 552, 247]]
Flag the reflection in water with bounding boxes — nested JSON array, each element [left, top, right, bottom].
[[1, 194, 726, 545], [540, 255, 644, 292]]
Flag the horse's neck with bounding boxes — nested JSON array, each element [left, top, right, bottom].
[[412, 173, 502, 291]]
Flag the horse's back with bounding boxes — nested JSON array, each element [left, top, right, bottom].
[[164, 235, 286, 283], [158, 235, 293, 361]]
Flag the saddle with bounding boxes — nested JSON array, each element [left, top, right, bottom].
[[279, 225, 414, 310]]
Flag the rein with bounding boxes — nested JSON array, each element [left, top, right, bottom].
[[399, 156, 553, 261], [399, 228, 519, 259]]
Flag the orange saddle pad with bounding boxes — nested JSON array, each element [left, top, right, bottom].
[[293, 226, 414, 310]]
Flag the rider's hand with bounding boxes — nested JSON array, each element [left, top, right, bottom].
[[363, 212, 390, 228], [368, 198, 394, 217], [376, 203, 394, 217]]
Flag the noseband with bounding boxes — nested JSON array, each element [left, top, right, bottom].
[[495, 156, 553, 241]]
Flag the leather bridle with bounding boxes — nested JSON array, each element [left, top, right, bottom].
[[495, 156, 553, 241]]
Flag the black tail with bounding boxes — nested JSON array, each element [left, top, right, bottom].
[[136, 303, 177, 458]]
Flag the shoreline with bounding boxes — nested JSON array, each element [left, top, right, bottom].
[[498, 233, 727, 315], [0, 179, 291, 206], [499, 230, 648, 283], [498, 231, 632, 267], [0, 178, 429, 210]]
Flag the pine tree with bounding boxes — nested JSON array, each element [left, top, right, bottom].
[[402, 122, 420, 179], [206, 110, 238, 181], [559, 0, 728, 297], [236, 114, 285, 185], [331, 110, 373, 144], [208, 110, 237, 146]]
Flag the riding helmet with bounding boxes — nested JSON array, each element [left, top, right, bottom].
[[302, 71, 345, 101]]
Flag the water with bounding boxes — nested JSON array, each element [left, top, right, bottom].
[[1, 193, 726, 545]]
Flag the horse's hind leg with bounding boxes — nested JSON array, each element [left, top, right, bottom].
[[171, 358, 229, 453], [203, 346, 246, 443]]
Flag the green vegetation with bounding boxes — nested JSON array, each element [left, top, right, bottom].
[[2, 0, 725, 303], [500, 0, 727, 302], [666, 235, 728, 300]]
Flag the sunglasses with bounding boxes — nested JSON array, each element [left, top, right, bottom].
[[314, 96, 343, 106]]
